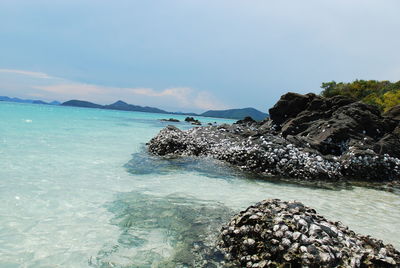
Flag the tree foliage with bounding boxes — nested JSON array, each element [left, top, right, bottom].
[[320, 80, 400, 112]]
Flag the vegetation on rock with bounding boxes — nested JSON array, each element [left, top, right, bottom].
[[320, 80, 400, 112]]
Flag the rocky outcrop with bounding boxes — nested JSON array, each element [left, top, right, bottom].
[[185, 117, 202, 125], [269, 93, 399, 157], [384, 105, 400, 121], [160, 118, 180, 122], [218, 199, 400, 267], [148, 93, 400, 182], [235, 116, 257, 125]]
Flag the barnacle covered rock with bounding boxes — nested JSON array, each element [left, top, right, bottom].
[[218, 199, 400, 267]]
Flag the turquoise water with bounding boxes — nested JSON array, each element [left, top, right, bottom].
[[0, 102, 399, 267]]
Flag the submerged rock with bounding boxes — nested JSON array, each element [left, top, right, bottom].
[[218, 199, 400, 267], [91, 192, 233, 268], [148, 93, 400, 182]]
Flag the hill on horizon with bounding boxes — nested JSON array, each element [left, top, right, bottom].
[[201, 107, 268, 120], [61, 99, 267, 120], [0, 96, 60, 105], [103, 100, 167, 114], [1, 95, 267, 120]]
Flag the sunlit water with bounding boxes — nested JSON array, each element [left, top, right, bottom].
[[0, 102, 399, 267]]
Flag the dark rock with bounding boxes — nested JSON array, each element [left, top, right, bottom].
[[269, 93, 399, 157], [384, 105, 400, 121], [185, 117, 196, 122], [160, 118, 180, 122], [374, 127, 400, 159], [218, 199, 400, 267], [185, 117, 201, 125], [269, 92, 317, 127], [148, 93, 400, 182], [235, 116, 256, 125], [148, 119, 400, 182]]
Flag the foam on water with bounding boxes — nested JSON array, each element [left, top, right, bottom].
[[0, 102, 399, 267]]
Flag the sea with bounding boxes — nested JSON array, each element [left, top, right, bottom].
[[0, 101, 399, 267]]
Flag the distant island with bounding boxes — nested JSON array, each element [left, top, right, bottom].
[[61, 100, 268, 120], [0, 96, 268, 120], [0, 96, 60, 105], [201, 108, 267, 121]]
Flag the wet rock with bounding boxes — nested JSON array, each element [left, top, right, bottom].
[[148, 93, 400, 182], [160, 118, 180, 122], [218, 199, 400, 267], [148, 122, 400, 182], [185, 117, 202, 125]]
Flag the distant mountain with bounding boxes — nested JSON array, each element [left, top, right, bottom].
[[1, 95, 266, 120], [62, 100, 103, 109], [32, 100, 48, 105], [201, 108, 268, 120], [171, 111, 198, 116], [0, 96, 60, 105], [104, 100, 167, 114], [60, 99, 268, 120], [0, 96, 33, 103], [61, 99, 168, 114]]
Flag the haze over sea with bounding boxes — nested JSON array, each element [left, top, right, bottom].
[[0, 101, 399, 267]]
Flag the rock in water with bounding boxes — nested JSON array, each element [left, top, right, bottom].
[[185, 117, 202, 125], [160, 118, 180, 122], [218, 199, 400, 267], [148, 93, 400, 182], [148, 124, 400, 181]]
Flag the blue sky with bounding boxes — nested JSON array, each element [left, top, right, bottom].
[[1, 0, 399, 112]]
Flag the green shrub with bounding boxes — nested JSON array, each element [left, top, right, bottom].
[[320, 80, 400, 112]]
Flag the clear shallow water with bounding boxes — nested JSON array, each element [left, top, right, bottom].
[[0, 102, 399, 267]]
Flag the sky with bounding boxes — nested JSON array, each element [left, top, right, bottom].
[[1, 0, 399, 113]]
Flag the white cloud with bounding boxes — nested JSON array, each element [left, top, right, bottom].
[[0, 69, 228, 111], [129, 87, 227, 110], [0, 69, 52, 79], [130, 87, 192, 107], [33, 83, 108, 96], [194, 91, 227, 110]]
